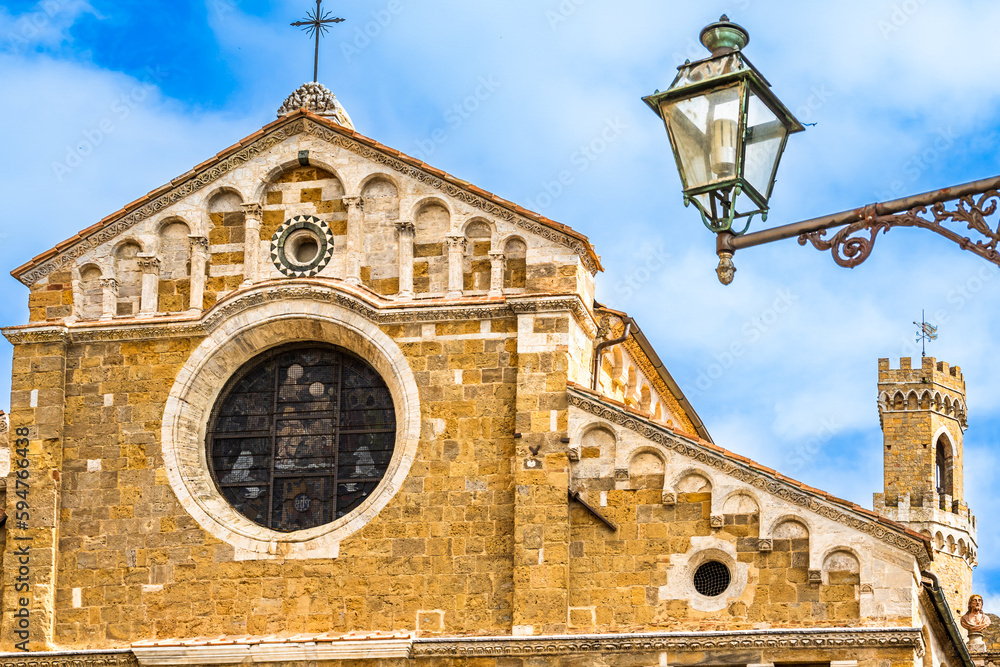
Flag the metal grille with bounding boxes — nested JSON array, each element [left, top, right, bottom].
[[693, 561, 731, 597], [207, 344, 396, 532]]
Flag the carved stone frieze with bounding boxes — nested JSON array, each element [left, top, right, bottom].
[[568, 389, 933, 569], [0, 653, 138, 667], [410, 628, 924, 657], [277, 82, 355, 130], [1, 284, 587, 346]]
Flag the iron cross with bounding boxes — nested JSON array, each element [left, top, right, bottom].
[[291, 0, 346, 83]]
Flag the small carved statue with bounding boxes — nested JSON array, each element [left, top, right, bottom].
[[962, 594, 991, 652], [962, 595, 992, 633]]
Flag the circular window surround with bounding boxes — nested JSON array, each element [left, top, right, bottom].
[[271, 215, 335, 277], [661, 538, 749, 613], [161, 296, 420, 560]]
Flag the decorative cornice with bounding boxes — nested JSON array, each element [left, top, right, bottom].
[[507, 294, 598, 337], [0, 651, 136, 667], [411, 628, 924, 657], [2, 284, 589, 345], [16, 116, 600, 287], [568, 388, 933, 569]]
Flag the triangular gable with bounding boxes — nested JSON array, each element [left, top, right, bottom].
[[12, 110, 603, 287], [567, 383, 934, 569]]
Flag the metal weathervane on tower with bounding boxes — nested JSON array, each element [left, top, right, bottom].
[[291, 0, 345, 83], [914, 310, 938, 358]]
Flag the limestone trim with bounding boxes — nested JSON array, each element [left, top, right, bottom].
[[159, 298, 421, 560], [0, 652, 137, 667], [132, 639, 410, 665], [14, 114, 601, 287], [410, 628, 925, 657], [568, 388, 934, 569], [2, 286, 597, 345]]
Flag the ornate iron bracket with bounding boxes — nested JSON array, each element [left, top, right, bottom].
[[798, 191, 1000, 269], [715, 175, 1000, 284]]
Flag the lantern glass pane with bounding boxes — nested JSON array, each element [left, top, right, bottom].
[[744, 89, 788, 200], [661, 84, 743, 192]]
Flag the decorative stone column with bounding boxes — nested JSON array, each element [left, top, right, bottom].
[[446, 235, 467, 298], [99, 278, 118, 320], [488, 249, 506, 297], [188, 235, 209, 313], [395, 221, 415, 299], [344, 196, 365, 285], [241, 203, 262, 286], [137, 256, 161, 317]]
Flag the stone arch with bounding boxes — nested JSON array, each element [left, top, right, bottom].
[[822, 549, 861, 589], [933, 392, 943, 410], [944, 396, 953, 415], [934, 531, 944, 550], [877, 392, 890, 411], [462, 219, 494, 292], [206, 187, 245, 215], [946, 534, 956, 553], [358, 175, 401, 296], [906, 391, 918, 410], [413, 200, 451, 294], [920, 390, 932, 409], [639, 384, 652, 413], [113, 240, 144, 317], [77, 263, 104, 320], [653, 403, 663, 422], [502, 236, 527, 290], [769, 516, 810, 539], [958, 538, 967, 556], [253, 157, 346, 205], [721, 491, 760, 516], [893, 391, 904, 410], [158, 219, 192, 313], [628, 447, 665, 489], [672, 469, 713, 495], [576, 422, 616, 461], [626, 366, 638, 405]]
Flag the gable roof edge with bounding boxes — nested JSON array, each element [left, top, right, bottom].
[[12, 111, 602, 287], [567, 384, 934, 569]]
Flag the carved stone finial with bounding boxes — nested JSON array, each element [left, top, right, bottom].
[[278, 82, 355, 130]]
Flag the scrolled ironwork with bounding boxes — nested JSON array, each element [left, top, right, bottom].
[[798, 190, 1000, 269]]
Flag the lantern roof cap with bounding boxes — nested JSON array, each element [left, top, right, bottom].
[[700, 15, 750, 56]]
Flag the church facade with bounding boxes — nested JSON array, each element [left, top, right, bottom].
[[0, 83, 982, 666]]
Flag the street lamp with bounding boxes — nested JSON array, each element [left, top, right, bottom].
[[647, 17, 1000, 285], [643, 17, 804, 238]]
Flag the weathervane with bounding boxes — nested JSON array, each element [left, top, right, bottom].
[[291, 0, 345, 83], [914, 310, 938, 358]]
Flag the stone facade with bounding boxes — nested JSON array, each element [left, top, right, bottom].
[[0, 89, 973, 666]]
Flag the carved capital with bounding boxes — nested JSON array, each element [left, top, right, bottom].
[[614, 468, 629, 482], [489, 249, 506, 262], [343, 195, 364, 211], [808, 570, 823, 585], [757, 539, 773, 552], [188, 235, 210, 250], [395, 220, 415, 234], [241, 203, 263, 219], [446, 235, 468, 251], [138, 257, 161, 273], [661, 491, 676, 505], [710, 515, 724, 529], [99, 278, 119, 291]]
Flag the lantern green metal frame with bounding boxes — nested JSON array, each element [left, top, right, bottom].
[[643, 18, 805, 235]]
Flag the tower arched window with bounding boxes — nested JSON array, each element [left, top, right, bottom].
[[935, 436, 954, 497]]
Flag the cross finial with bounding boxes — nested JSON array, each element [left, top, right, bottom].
[[291, 0, 345, 83]]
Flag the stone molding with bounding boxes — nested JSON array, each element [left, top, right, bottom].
[[132, 639, 410, 665], [2, 285, 597, 346], [16, 117, 599, 287], [410, 628, 925, 657], [159, 297, 422, 560], [0, 652, 137, 667], [568, 389, 933, 569]]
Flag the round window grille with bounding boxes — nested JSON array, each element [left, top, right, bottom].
[[207, 344, 396, 532], [271, 215, 334, 277], [693, 561, 731, 597]]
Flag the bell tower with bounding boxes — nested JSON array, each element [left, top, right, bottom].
[[874, 357, 976, 616]]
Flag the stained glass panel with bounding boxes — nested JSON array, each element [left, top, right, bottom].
[[208, 344, 396, 532]]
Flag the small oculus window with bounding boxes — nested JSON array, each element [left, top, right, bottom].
[[693, 560, 731, 597]]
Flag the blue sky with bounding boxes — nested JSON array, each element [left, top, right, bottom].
[[2, 0, 1000, 605]]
